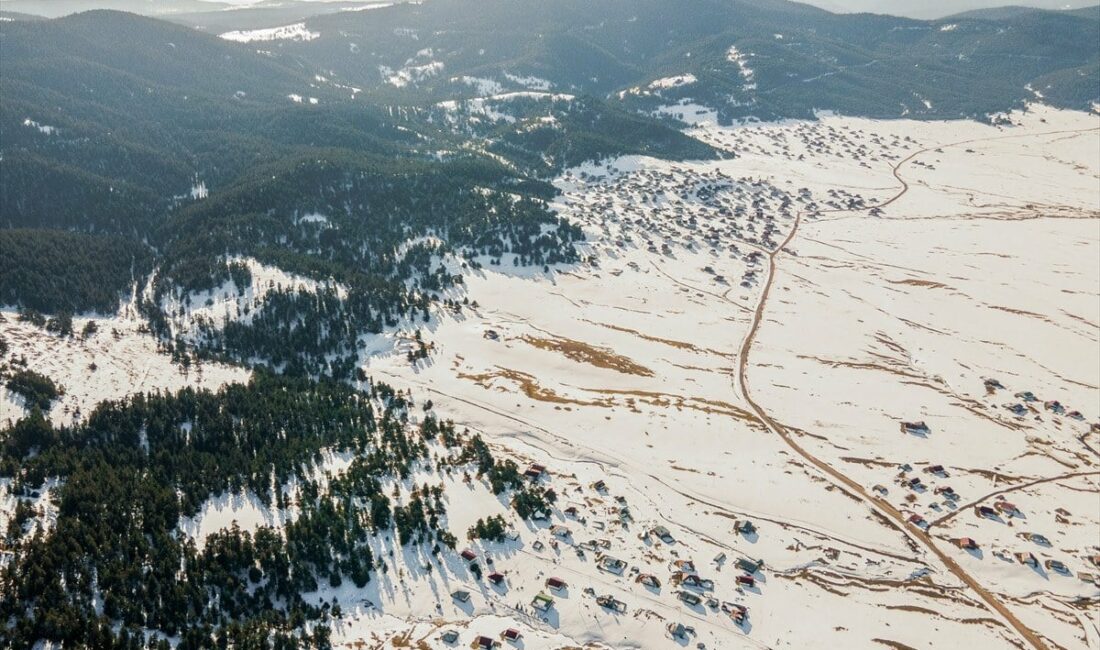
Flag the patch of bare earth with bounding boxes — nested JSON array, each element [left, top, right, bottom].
[[519, 334, 654, 376]]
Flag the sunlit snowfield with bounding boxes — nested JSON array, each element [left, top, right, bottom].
[[3, 105, 1098, 650]]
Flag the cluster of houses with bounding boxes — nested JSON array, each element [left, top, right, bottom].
[[889, 461, 960, 517], [437, 461, 768, 646], [983, 380, 1090, 424], [886, 456, 1097, 587], [561, 160, 822, 265], [439, 628, 523, 649], [980, 546, 1100, 585], [698, 120, 911, 168]]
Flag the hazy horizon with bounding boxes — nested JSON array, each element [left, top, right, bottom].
[[1, 0, 1098, 20], [798, 0, 1096, 19]]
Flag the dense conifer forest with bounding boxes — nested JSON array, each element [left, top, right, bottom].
[[0, 375, 551, 648]]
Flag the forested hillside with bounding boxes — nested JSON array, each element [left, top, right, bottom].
[[0, 374, 547, 648], [0, 10, 713, 370], [3, 2, 1095, 349], [277, 0, 1100, 121]]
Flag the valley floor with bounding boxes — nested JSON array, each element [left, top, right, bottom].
[[2, 105, 1097, 650]]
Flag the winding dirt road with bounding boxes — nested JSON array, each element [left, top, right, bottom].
[[732, 128, 1100, 650]]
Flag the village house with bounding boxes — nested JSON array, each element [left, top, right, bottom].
[[736, 574, 756, 587], [531, 592, 554, 612], [597, 594, 627, 612], [673, 559, 697, 574], [722, 602, 749, 625], [1020, 532, 1051, 546], [524, 463, 546, 481], [460, 549, 478, 562], [501, 628, 522, 643], [923, 464, 948, 477], [1044, 559, 1069, 574], [677, 590, 703, 606], [545, 576, 567, 591], [487, 572, 506, 586], [1015, 552, 1039, 567], [667, 623, 693, 640], [451, 590, 471, 603], [734, 519, 756, 535], [597, 554, 627, 574], [934, 485, 958, 500], [678, 573, 715, 590], [651, 525, 675, 543], [900, 421, 931, 435], [994, 501, 1020, 517], [474, 636, 496, 650], [737, 557, 764, 574], [636, 573, 661, 588], [975, 505, 998, 519], [953, 537, 979, 550], [440, 630, 459, 644]]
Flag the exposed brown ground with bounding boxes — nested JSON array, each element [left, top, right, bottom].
[[520, 334, 654, 376]]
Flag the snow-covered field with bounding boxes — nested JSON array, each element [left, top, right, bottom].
[[0, 302, 248, 428], [342, 104, 1099, 649], [3, 105, 1097, 649]]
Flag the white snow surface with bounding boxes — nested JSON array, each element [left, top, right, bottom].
[[22, 118, 58, 135], [219, 22, 319, 43], [7, 105, 1100, 650], [648, 73, 698, 90], [0, 304, 248, 429], [330, 105, 1100, 649]]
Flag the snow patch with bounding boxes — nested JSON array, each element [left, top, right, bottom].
[[220, 22, 319, 43], [726, 45, 756, 91], [384, 61, 444, 87], [22, 118, 58, 135], [454, 75, 504, 95], [648, 73, 697, 90], [503, 72, 554, 91]]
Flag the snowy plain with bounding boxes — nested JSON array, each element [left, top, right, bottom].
[[2, 104, 1098, 650]]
